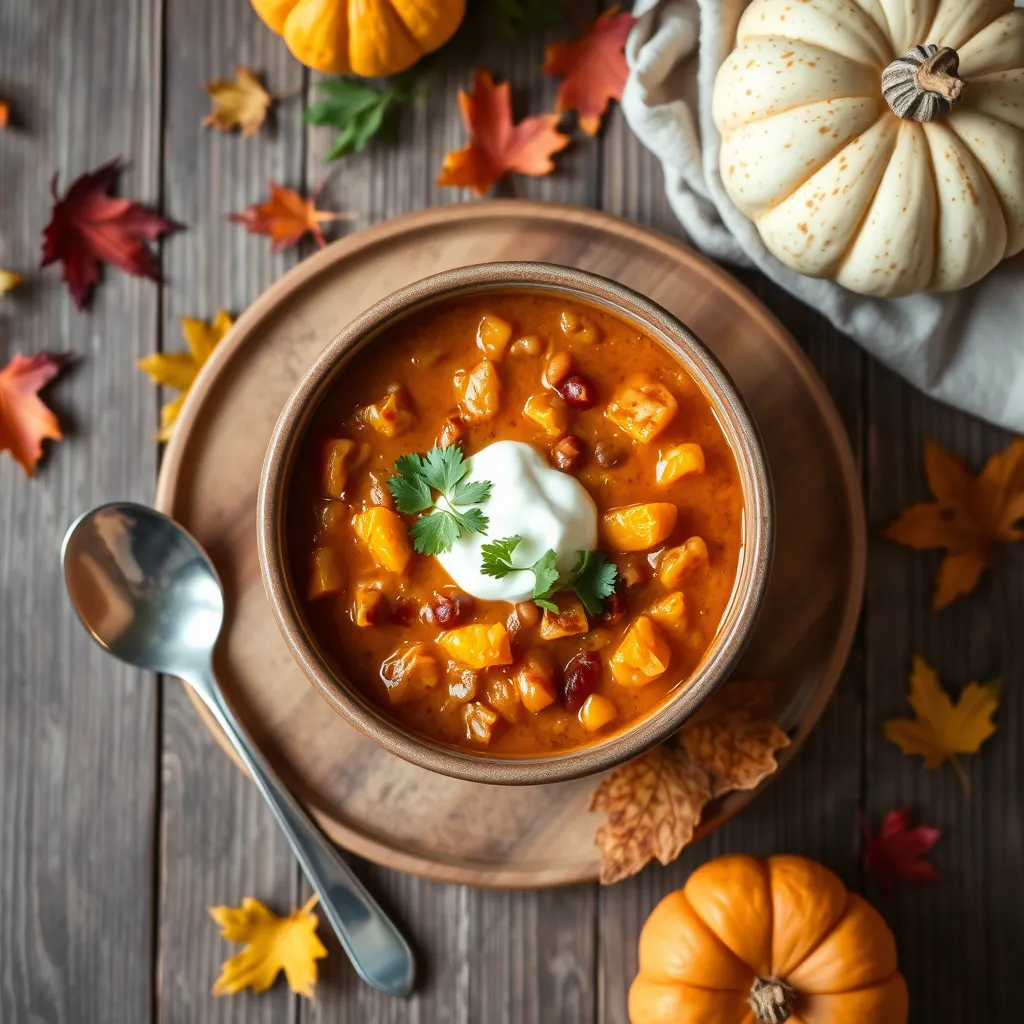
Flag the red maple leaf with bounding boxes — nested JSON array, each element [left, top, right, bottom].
[[0, 352, 73, 476], [228, 183, 349, 253], [438, 69, 570, 195], [545, 8, 636, 136], [40, 159, 182, 310], [863, 807, 942, 896]]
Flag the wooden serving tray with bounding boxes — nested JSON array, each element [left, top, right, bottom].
[[156, 202, 865, 888]]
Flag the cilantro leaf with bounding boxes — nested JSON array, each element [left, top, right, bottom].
[[535, 597, 560, 613], [493, 0, 568, 38], [386, 453, 433, 513], [410, 510, 461, 556], [305, 69, 422, 161], [387, 444, 492, 555], [481, 535, 523, 578], [569, 550, 618, 615], [531, 549, 561, 602]]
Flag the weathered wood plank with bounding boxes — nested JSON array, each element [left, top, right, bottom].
[[300, 7, 601, 1023], [156, 1, 305, 1021], [0, 0, 163, 1021], [864, 365, 1024, 1021], [596, 117, 867, 1021]]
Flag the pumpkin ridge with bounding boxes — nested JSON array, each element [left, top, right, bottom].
[[730, 33, 883, 73], [382, 0, 421, 49]]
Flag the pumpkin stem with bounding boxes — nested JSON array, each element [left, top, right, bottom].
[[749, 976, 795, 1023], [882, 45, 965, 122]]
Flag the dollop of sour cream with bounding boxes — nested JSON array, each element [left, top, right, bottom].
[[436, 440, 598, 602]]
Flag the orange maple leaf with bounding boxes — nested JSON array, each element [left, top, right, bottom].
[[0, 100, 10, 129], [438, 69, 570, 195], [885, 439, 1024, 610], [0, 352, 72, 476], [545, 8, 636, 135], [228, 184, 350, 253]]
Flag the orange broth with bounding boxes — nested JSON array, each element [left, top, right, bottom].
[[288, 290, 743, 755]]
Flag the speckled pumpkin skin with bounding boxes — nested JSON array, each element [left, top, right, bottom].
[[713, 0, 1024, 297], [629, 854, 909, 1024], [251, 0, 465, 77]]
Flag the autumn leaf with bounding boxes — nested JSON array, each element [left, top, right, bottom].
[[0, 270, 21, 294], [884, 655, 999, 792], [39, 159, 182, 310], [863, 808, 941, 896], [0, 352, 73, 476], [229, 183, 350, 252], [885, 438, 1024, 610], [545, 7, 635, 135], [590, 744, 712, 885], [139, 310, 233, 440], [210, 894, 327, 999], [438, 69, 570, 195], [589, 681, 787, 883], [0, 100, 10, 129], [679, 682, 791, 797], [305, 71, 421, 161], [203, 66, 272, 136]]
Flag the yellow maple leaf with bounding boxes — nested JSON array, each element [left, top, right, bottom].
[[202, 66, 272, 136], [885, 439, 1024, 610], [884, 655, 999, 792], [0, 270, 21, 293], [210, 894, 327, 999], [138, 310, 233, 440]]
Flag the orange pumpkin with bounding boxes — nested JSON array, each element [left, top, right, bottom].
[[630, 854, 908, 1024], [251, 0, 466, 77]]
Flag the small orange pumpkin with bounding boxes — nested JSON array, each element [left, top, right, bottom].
[[251, 0, 466, 77], [630, 854, 908, 1024]]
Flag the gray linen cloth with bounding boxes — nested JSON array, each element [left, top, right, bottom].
[[622, 0, 1024, 431]]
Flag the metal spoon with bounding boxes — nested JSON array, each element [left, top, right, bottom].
[[61, 501, 415, 997]]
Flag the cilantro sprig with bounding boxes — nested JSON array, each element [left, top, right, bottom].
[[481, 536, 618, 614], [387, 445, 493, 556]]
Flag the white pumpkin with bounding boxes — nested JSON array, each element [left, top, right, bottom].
[[713, 0, 1024, 296]]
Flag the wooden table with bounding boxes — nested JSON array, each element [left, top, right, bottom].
[[1, 2, 1021, 1021]]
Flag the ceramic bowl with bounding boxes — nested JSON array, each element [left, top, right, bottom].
[[258, 262, 774, 785]]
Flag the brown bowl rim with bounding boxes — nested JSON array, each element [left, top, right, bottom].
[[257, 262, 774, 785]]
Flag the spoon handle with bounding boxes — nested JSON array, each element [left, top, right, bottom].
[[190, 668, 415, 997]]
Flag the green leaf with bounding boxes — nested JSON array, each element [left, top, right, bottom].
[[387, 453, 432, 514], [530, 549, 561, 602], [421, 444, 468, 496], [481, 535, 523, 578], [493, 0, 568, 38], [451, 506, 489, 537], [410, 510, 461, 556], [305, 71, 422, 161], [570, 550, 618, 616], [535, 597, 560, 613], [451, 478, 493, 507]]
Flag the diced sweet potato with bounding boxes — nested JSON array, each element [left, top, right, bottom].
[[601, 502, 678, 552], [438, 623, 513, 669], [485, 673, 523, 723], [604, 376, 678, 443], [539, 594, 589, 640], [352, 507, 412, 574], [307, 548, 342, 600], [476, 314, 514, 360], [321, 438, 359, 499], [656, 443, 705, 485], [610, 616, 671, 687], [359, 386, 415, 437], [353, 586, 386, 627], [437, 416, 466, 449], [658, 537, 710, 587], [461, 701, 500, 744], [523, 393, 568, 437], [515, 653, 557, 713], [381, 643, 440, 704], [579, 693, 617, 733], [454, 359, 501, 422], [647, 591, 687, 631]]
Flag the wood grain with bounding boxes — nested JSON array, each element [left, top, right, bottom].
[[0, 0, 162, 1021], [155, 1, 306, 1021]]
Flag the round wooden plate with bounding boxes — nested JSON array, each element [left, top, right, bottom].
[[156, 202, 865, 888]]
